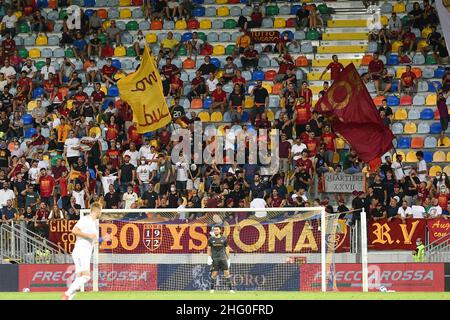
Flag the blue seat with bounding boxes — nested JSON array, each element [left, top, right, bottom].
[[102, 99, 114, 110], [22, 114, 33, 125], [181, 32, 192, 42], [430, 122, 442, 134], [241, 111, 249, 122], [203, 97, 212, 109], [423, 151, 433, 163], [387, 54, 398, 65], [435, 67, 445, 78], [252, 70, 264, 81], [192, 0, 204, 4], [112, 59, 121, 69], [428, 81, 441, 92], [107, 86, 119, 97], [282, 30, 294, 41], [84, 9, 95, 17], [210, 58, 220, 69], [32, 87, 44, 99], [223, 111, 231, 122], [390, 80, 399, 92], [397, 137, 411, 149], [24, 127, 37, 139], [37, 0, 48, 7], [387, 95, 399, 106], [84, 0, 95, 6], [420, 108, 434, 120], [192, 6, 205, 17], [291, 5, 301, 14]]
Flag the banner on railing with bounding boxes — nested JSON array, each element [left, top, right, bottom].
[[98, 218, 351, 254], [367, 218, 427, 250], [250, 31, 280, 43], [322, 173, 366, 193], [48, 220, 77, 253], [427, 218, 450, 244]]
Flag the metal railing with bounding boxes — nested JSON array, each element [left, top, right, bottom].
[[0, 221, 70, 264], [425, 233, 450, 263]]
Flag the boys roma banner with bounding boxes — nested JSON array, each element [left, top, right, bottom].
[[117, 45, 172, 133], [315, 63, 394, 163], [427, 218, 450, 244]]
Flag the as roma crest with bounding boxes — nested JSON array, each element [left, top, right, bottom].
[[143, 224, 163, 251]]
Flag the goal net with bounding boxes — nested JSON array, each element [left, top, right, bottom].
[[80, 207, 368, 292]]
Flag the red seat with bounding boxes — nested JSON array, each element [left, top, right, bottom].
[[187, 19, 200, 29], [200, 44, 213, 55], [295, 56, 308, 67], [24, 6, 33, 16], [265, 70, 277, 81], [102, 45, 114, 58], [399, 95, 412, 106], [132, 0, 143, 5], [286, 18, 296, 28], [435, 109, 440, 119], [151, 20, 163, 30], [373, 95, 384, 106], [411, 137, 424, 149], [182, 58, 195, 69]]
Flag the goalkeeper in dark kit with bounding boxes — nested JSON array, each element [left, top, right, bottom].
[[207, 225, 234, 293]]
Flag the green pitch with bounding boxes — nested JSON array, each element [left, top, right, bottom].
[[0, 291, 449, 300]]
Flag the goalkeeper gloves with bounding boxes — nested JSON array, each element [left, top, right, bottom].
[[227, 259, 231, 268], [207, 256, 213, 265]]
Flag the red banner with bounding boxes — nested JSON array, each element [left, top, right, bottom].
[[18, 264, 157, 292], [98, 218, 351, 254], [427, 218, 450, 244], [367, 218, 426, 250], [299, 263, 445, 292], [250, 31, 280, 43], [48, 220, 77, 253]]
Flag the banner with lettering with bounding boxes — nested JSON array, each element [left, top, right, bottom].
[[368, 218, 426, 250], [323, 173, 366, 193], [117, 45, 172, 133], [48, 220, 77, 253], [250, 31, 280, 43], [427, 218, 450, 244], [98, 218, 351, 254]]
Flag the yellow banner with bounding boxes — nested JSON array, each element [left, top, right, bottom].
[[117, 46, 172, 133]]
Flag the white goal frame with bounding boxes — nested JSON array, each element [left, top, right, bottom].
[[80, 207, 368, 293]]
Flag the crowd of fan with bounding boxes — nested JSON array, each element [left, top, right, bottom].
[[0, 1, 447, 241]]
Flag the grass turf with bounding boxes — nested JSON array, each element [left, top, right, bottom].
[[0, 291, 449, 300]]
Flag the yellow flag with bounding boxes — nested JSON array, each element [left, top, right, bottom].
[[117, 45, 172, 133]]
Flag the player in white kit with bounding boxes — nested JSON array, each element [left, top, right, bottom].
[[62, 202, 109, 300]]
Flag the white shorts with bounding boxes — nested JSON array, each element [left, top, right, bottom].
[[72, 249, 92, 274]]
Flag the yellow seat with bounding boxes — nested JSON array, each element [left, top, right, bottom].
[[217, 125, 225, 136], [441, 137, 450, 147], [267, 110, 274, 121], [426, 94, 437, 106], [216, 0, 227, 3], [262, 82, 272, 94], [119, 8, 132, 19], [394, 108, 408, 120], [28, 48, 41, 58], [307, 72, 329, 81], [421, 27, 432, 39], [100, 86, 108, 95], [333, 153, 340, 164], [210, 111, 223, 122], [433, 151, 446, 162], [429, 165, 442, 177], [200, 19, 212, 29], [393, 151, 406, 162], [417, 40, 428, 51], [447, 151, 450, 162], [444, 166, 450, 176], [198, 111, 210, 122], [102, 20, 111, 29], [381, 16, 388, 26], [322, 32, 368, 41], [244, 96, 253, 108], [114, 46, 126, 57], [217, 6, 229, 16], [36, 34, 48, 46], [404, 122, 417, 134], [274, 18, 286, 28], [335, 137, 346, 149], [212, 45, 225, 55], [406, 151, 418, 162], [27, 100, 37, 111], [396, 67, 406, 78], [119, 0, 131, 6], [317, 45, 367, 54], [215, 70, 224, 80], [146, 33, 157, 43], [175, 19, 187, 30], [391, 40, 403, 52], [328, 20, 367, 28], [287, 185, 294, 193], [393, 2, 406, 13], [14, 11, 22, 19]]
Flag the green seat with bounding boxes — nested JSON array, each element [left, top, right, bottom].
[[35, 61, 46, 71], [401, 15, 411, 27], [265, 5, 279, 16], [59, 9, 67, 20], [65, 48, 75, 58], [18, 47, 28, 58], [18, 23, 29, 33], [126, 21, 139, 31], [223, 19, 237, 29], [98, 33, 107, 45], [425, 55, 437, 65], [197, 32, 207, 42], [178, 46, 187, 56], [225, 44, 235, 55], [317, 4, 331, 14], [126, 46, 137, 57], [306, 29, 320, 40]]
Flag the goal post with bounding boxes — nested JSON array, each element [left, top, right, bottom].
[[79, 207, 368, 292]]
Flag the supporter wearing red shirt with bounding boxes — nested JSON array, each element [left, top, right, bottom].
[[368, 53, 384, 94], [401, 27, 416, 53], [170, 73, 183, 97], [321, 124, 336, 165], [303, 131, 319, 158], [189, 70, 206, 98], [91, 82, 106, 103], [161, 57, 179, 81], [241, 45, 259, 70], [321, 55, 344, 81], [39, 168, 55, 206], [106, 143, 121, 169], [399, 65, 417, 94], [436, 190, 450, 210], [106, 116, 120, 141], [127, 122, 143, 146], [276, 54, 294, 75], [211, 83, 228, 113], [232, 70, 246, 89], [17, 71, 32, 96], [2, 34, 16, 56], [293, 97, 311, 137], [296, 149, 313, 176], [35, 202, 50, 236], [270, 189, 284, 207], [159, 127, 172, 149], [31, 127, 46, 146], [43, 73, 59, 95], [101, 58, 117, 86], [299, 81, 312, 105], [73, 87, 89, 106], [118, 101, 133, 122]]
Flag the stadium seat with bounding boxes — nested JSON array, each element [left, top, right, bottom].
[[417, 122, 430, 134], [400, 95, 412, 106], [411, 137, 424, 149], [386, 95, 399, 106], [198, 111, 210, 122], [444, 166, 450, 176], [200, 19, 211, 29], [412, 95, 425, 105], [212, 45, 225, 56], [394, 108, 407, 120], [210, 112, 223, 122], [408, 108, 420, 120], [412, 54, 425, 65], [36, 34, 48, 46], [426, 94, 437, 105], [391, 123, 403, 135], [396, 137, 411, 149], [411, 67, 422, 79], [424, 136, 437, 148], [387, 53, 399, 65], [217, 6, 229, 16], [433, 151, 446, 162], [295, 56, 308, 67], [191, 98, 202, 109], [435, 67, 446, 78], [29, 48, 41, 58], [429, 165, 442, 177], [393, 2, 405, 13], [175, 20, 187, 30], [430, 123, 442, 134], [420, 108, 434, 120], [403, 122, 417, 134], [406, 151, 418, 162], [114, 46, 126, 57]]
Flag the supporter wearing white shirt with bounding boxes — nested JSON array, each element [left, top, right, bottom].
[[123, 185, 138, 209], [2, 11, 17, 30], [416, 151, 428, 183], [40, 58, 56, 81], [64, 130, 80, 165], [411, 204, 426, 219], [99, 168, 117, 195], [0, 182, 15, 208], [397, 200, 413, 220], [136, 157, 152, 194], [0, 73, 8, 91], [28, 161, 40, 184], [290, 138, 307, 163], [21, 60, 37, 79], [0, 60, 16, 80], [250, 197, 267, 218], [72, 184, 87, 209], [175, 156, 189, 190], [123, 143, 140, 167], [391, 154, 411, 181], [428, 198, 443, 218], [206, 73, 219, 92]]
